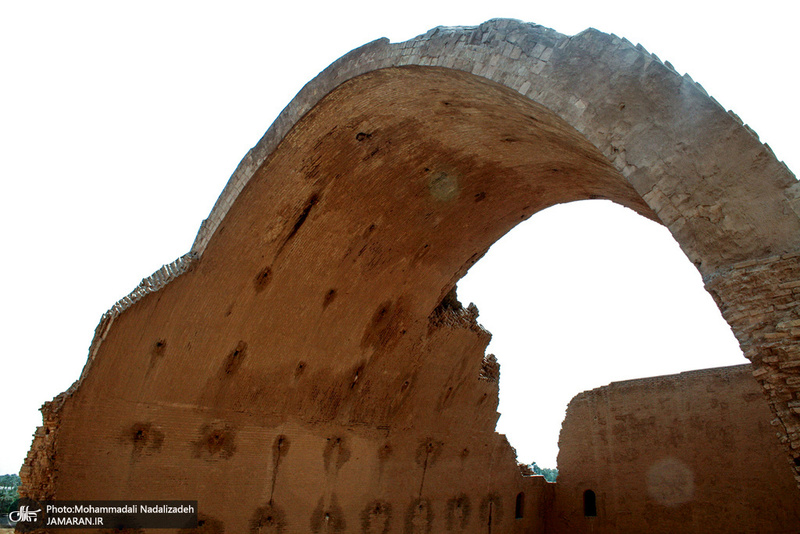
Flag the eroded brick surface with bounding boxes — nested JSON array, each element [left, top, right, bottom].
[[19, 18, 800, 532], [553, 365, 800, 532], [706, 253, 800, 482]]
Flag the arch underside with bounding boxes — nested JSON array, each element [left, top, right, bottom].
[[21, 19, 800, 533]]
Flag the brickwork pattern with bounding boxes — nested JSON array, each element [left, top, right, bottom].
[[705, 252, 800, 484], [553, 364, 800, 532], [187, 17, 800, 486], [194, 19, 800, 274]]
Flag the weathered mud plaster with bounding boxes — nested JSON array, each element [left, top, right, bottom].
[[21, 18, 800, 532], [552, 365, 800, 533]]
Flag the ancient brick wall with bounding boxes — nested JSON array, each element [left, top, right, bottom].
[[20, 18, 800, 533], [551, 365, 800, 533]]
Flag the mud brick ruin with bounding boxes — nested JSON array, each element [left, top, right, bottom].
[[20, 19, 800, 532]]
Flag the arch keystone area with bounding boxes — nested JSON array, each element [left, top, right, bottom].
[[21, 18, 800, 532]]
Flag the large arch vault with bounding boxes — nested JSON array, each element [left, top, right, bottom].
[[22, 19, 800, 532]]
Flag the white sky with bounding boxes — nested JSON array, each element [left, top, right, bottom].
[[1, 1, 797, 475]]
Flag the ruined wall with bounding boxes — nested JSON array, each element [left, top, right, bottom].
[[20, 18, 800, 533], [23, 66, 582, 533], [551, 365, 800, 533]]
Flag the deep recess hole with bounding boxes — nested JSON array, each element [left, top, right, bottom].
[[254, 267, 272, 291], [222, 341, 247, 375], [323, 288, 337, 308], [284, 193, 319, 245], [152, 339, 167, 357]]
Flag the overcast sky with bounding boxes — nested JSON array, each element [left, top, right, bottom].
[[1, 1, 797, 475]]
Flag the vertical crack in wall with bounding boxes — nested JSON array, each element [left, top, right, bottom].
[[417, 445, 430, 500], [270, 435, 289, 505]]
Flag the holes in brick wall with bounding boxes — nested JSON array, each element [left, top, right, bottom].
[[445, 494, 471, 531], [221, 341, 247, 376], [415, 439, 443, 469], [378, 443, 392, 462], [191, 513, 224, 534], [404, 499, 433, 533], [412, 243, 430, 265], [249, 503, 285, 534], [515, 492, 525, 519], [148, 339, 168, 372], [272, 435, 290, 467], [193, 423, 236, 459], [323, 436, 351, 472], [152, 339, 167, 356], [360, 500, 391, 534], [295, 361, 307, 378], [128, 422, 164, 453], [438, 386, 455, 411], [207, 431, 225, 452], [323, 288, 337, 309], [350, 362, 366, 389], [287, 193, 319, 242], [361, 299, 406, 351], [254, 267, 273, 292], [311, 496, 346, 533]]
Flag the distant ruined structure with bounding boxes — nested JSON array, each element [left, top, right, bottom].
[[21, 19, 800, 533]]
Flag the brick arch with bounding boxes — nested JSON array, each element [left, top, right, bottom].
[[197, 19, 800, 271], [22, 18, 800, 529], [190, 18, 800, 480]]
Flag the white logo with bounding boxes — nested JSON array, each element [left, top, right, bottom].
[[9, 505, 42, 523]]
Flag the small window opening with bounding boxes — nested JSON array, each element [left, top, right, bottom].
[[515, 492, 525, 519], [583, 489, 597, 517]]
